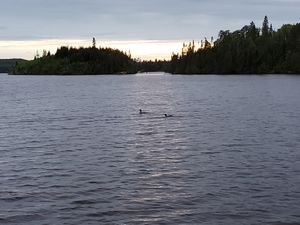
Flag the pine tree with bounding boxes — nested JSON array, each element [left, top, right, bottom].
[[92, 37, 96, 48], [270, 24, 274, 35], [262, 16, 269, 37]]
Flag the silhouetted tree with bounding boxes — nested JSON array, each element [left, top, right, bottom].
[[262, 16, 270, 37], [92, 37, 96, 48]]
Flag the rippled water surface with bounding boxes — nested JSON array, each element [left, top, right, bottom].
[[1, 73, 300, 225]]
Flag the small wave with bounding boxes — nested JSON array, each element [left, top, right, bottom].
[[0, 214, 45, 223], [71, 199, 97, 205]]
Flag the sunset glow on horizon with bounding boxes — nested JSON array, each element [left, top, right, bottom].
[[0, 39, 185, 60]]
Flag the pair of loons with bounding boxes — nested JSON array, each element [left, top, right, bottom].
[[139, 109, 173, 118]]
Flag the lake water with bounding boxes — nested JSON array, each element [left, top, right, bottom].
[[0, 73, 300, 225]]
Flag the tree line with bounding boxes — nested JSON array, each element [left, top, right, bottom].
[[169, 16, 300, 74], [12, 45, 137, 75], [0, 59, 25, 73], [11, 17, 300, 75]]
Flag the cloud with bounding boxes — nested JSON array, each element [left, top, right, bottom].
[[0, 0, 299, 58], [1, 0, 299, 41]]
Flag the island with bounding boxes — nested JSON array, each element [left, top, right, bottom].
[[12, 44, 137, 75]]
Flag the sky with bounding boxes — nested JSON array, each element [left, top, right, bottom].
[[0, 0, 299, 60]]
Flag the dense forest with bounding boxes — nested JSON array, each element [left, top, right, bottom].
[[136, 59, 169, 72], [0, 59, 26, 73], [12, 41, 136, 75], [169, 17, 300, 74]]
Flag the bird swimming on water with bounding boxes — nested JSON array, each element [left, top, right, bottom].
[[139, 109, 147, 114], [164, 114, 173, 118]]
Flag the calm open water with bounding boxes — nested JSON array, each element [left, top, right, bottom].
[[0, 73, 300, 225]]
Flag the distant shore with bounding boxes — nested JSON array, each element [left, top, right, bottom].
[[5, 18, 300, 76], [11, 46, 137, 75]]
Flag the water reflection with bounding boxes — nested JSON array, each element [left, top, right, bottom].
[[0, 74, 300, 224]]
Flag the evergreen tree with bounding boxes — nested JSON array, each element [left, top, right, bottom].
[[168, 20, 300, 74], [270, 24, 274, 35], [262, 16, 270, 37], [92, 37, 96, 48]]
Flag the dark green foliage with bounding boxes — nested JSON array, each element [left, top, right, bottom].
[[12, 47, 137, 75], [169, 18, 300, 74], [0, 59, 26, 73], [136, 60, 170, 72]]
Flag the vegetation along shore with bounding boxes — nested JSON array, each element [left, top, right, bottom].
[[9, 17, 300, 75]]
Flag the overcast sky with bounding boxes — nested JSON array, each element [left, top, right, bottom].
[[0, 0, 299, 59]]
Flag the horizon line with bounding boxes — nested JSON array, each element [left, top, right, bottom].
[[0, 38, 193, 61]]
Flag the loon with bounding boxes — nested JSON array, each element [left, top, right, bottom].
[[164, 114, 173, 118], [139, 109, 147, 114]]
